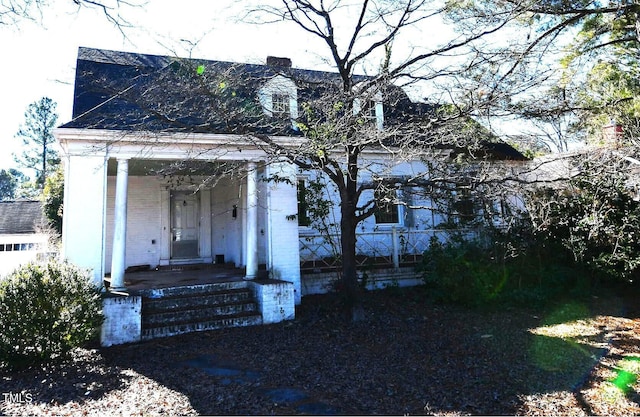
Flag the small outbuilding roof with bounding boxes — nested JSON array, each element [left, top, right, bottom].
[[0, 200, 45, 234]]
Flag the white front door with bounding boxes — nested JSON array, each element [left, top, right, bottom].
[[170, 191, 200, 259]]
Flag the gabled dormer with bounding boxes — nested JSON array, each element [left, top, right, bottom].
[[258, 57, 299, 128]]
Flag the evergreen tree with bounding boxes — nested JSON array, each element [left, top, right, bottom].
[[14, 97, 60, 189], [43, 166, 64, 235], [0, 169, 25, 201]]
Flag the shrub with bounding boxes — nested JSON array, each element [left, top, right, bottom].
[[420, 235, 509, 306], [0, 261, 103, 369], [419, 230, 585, 307], [528, 166, 640, 283]]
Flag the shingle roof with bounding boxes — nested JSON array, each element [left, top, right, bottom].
[[61, 47, 362, 134], [60, 47, 527, 161], [0, 200, 45, 234]]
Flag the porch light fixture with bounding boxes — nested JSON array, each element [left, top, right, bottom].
[[232, 204, 237, 218]]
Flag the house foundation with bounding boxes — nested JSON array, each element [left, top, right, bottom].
[[100, 293, 142, 347], [100, 278, 295, 346]]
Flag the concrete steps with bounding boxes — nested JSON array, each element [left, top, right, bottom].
[[138, 281, 263, 340]]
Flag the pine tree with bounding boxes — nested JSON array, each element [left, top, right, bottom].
[[14, 97, 60, 189], [0, 169, 21, 201]]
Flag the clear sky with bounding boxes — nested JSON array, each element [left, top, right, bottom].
[[0, 0, 339, 172], [0, 0, 472, 174]]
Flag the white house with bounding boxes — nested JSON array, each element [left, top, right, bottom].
[[0, 200, 50, 277], [54, 48, 527, 344]]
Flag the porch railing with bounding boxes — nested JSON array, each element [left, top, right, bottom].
[[299, 227, 458, 273]]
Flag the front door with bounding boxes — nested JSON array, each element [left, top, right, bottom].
[[171, 191, 200, 259]]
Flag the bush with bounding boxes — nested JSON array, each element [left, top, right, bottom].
[[0, 261, 103, 369], [420, 235, 508, 306], [419, 231, 585, 307], [528, 166, 640, 283]]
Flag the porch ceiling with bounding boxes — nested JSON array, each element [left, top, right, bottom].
[[106, 158, 240, 176]]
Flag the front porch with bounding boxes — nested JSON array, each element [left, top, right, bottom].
[[104, 263, 250, 292], [100, 263, 296, 347]]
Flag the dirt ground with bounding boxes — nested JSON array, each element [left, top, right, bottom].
[[1, 286, 639, 415]]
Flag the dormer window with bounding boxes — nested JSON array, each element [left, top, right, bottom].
[[258, 75, 299, 124], [363, 100, 378, 122], [354, 94, 384, 130], [272, 94, 290, 117]]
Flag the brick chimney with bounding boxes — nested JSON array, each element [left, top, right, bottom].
[[603, 119, 623, 146], [266, 56, 292, 68]]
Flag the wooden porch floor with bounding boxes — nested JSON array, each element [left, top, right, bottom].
[[110, 264, 247, 291]]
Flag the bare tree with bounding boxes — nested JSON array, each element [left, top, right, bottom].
[[0, 0, 139, 30], [72, 1, 533, 320], [240, 0, 532, 318]]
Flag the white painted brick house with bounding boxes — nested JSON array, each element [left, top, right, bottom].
[[54, 48, 527, 341]]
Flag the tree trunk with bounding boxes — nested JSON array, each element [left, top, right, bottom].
[[41, 140, 47, 189], [339, 147, 365, 322]]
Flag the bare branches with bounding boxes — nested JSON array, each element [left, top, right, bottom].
[[0, 0, 42, 25], [0, 0, 140, 33]]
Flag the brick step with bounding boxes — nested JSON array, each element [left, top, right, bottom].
[[143, 301, 259, 327], [138, 282, 264, 340], [136, 281, 247, 299], [142, 288, 252, 312], [141, 312, 263, 340]]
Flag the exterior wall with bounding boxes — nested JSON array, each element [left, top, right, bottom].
[[210, 177, 243, 266], [61, 154, 107, 286], [105, 176, 162, 272], [265, 162, 302, 304], [257, 168, 268, 265], [199, 188, 213, 263], [298, 160, 449, 264], [0, 233, 51, 277], [301, 267, 424, 296]]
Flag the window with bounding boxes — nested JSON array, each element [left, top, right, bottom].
[[297, 179, 311, 227], [363, 100, 377, 121], [272, 94, 290, 117], [0, 243, 40, 252], [451, 188, 476, 223], [374, 182, 400, 224], [354, 95, 384, 130]]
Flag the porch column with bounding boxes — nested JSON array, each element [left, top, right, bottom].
[[110, 158, 129, 292], [245, 161, 259, 279]]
